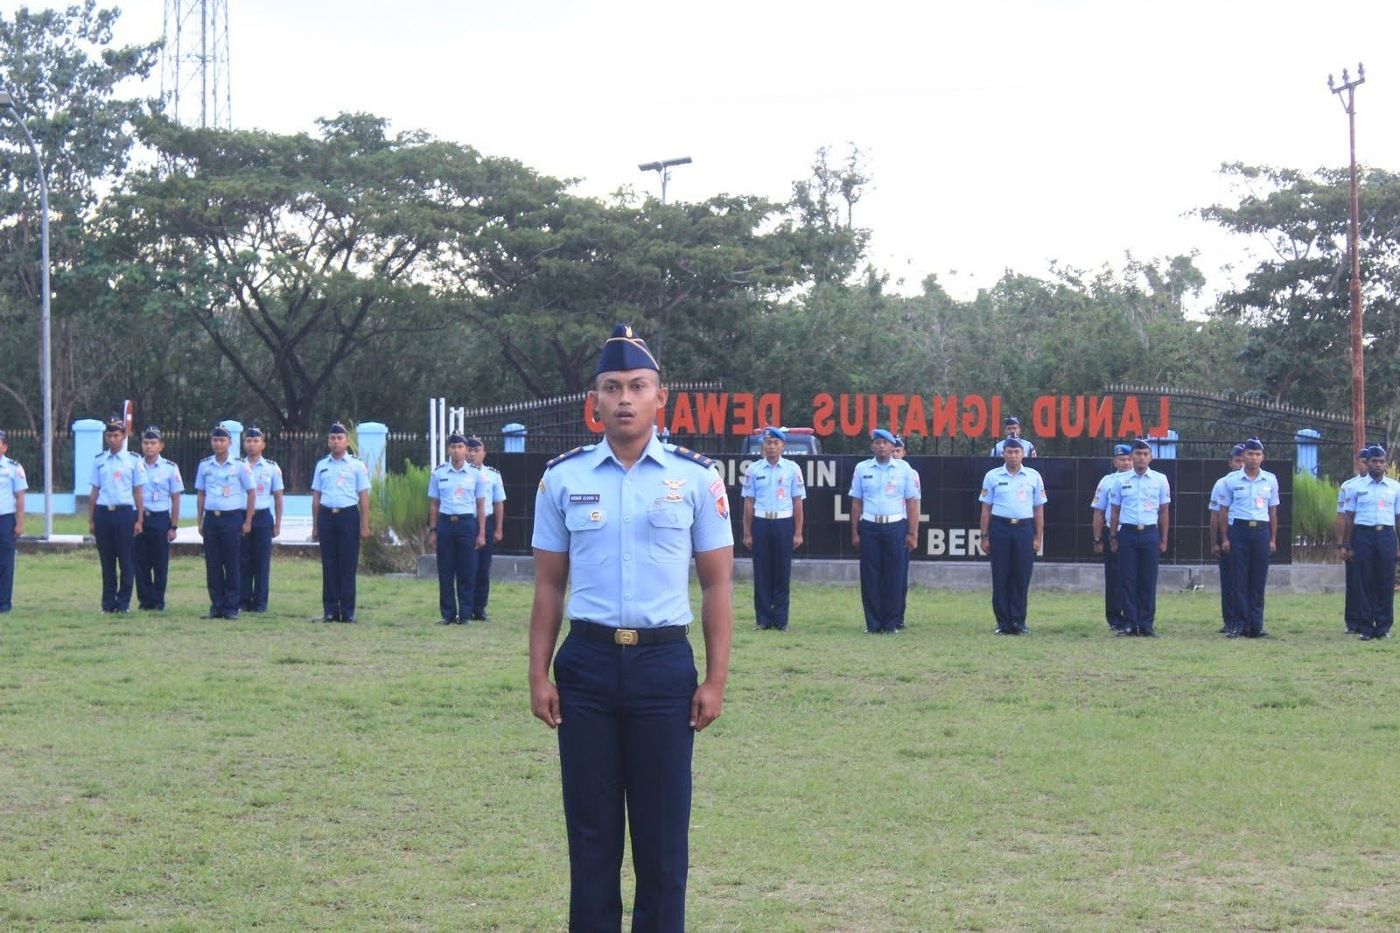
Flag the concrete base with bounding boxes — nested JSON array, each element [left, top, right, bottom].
[[415, 553, 1344, 595]]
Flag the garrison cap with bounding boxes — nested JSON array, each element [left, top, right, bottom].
[[104, 416, 126, 433], [464, 435, 484, 448], [211, 425, 231, 439], [1242, 438, 1264, 452], [1002, 437, 1023, 451], [892, 435, 905, 449], [870, 428, 897, 444], [1003, 416, 1020, 427], [1112, 443, 1132, 456], [595, 323, 659, 375], [1366, 444, 1388, 459], [1131, 438, 1152, 452], [245, 426, 264, 439], [760, 426, 786, 442], [446, 432, 468, 446], [1358, 447, 1371, 459], [1231, 444, 1246, 457], [142, 426, 162, 441], [328, 422, 348, 436]]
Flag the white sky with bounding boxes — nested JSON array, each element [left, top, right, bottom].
[[34, 1, 1400, 304]]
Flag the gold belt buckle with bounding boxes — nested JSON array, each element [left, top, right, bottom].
[[107, 505, 116, 512], [331, 507, 341, 514], [614, 629, 639, 646], [212, 510, 222, 517], [1248, 520, 1259, 527], [1136, 524, 1146, 531], [1008, 518, 1020, 525]]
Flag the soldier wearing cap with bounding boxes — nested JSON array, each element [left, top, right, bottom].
[[1336, 447, 1370, 635], [239, 427, 284, 613], [310, 422, 372, 622], [88, 417, 147, 613], [1337, 445, 1400, 640], [1209, 444, 1246, 635], [1109, 439, 1171, 637], [991, 416, 1037, 458], [978, 437, 1046, 635], [195, 425, 255, 620], [0, 428, 27, 614], [891, 434, 912, 629], [1215, 438, 1279, 638], [1090, 443, 1132, 632], [134, 426, 183, 611], [428, 432, 488, 625], [741, 426, 806, 631], [529, 323, 734, 932], [465, 434, 507, 621], [850, 428, 921, 634]]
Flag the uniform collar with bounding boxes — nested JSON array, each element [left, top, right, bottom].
[[443, 459, 471, 472], [591, 434, 667, 470]]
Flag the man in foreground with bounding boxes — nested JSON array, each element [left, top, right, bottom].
[[978, 437, 1046, 635]]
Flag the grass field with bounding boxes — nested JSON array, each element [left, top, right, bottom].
[[2, 552, 1398, 930]]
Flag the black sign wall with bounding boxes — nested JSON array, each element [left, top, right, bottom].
[[487, 454, 1293, 565]]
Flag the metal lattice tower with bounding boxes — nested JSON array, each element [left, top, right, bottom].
[[160, 0, 232, 129]]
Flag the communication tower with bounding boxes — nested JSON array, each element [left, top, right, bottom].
[[160, 0, 232, 129]]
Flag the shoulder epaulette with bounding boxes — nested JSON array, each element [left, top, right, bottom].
[[94, 450, 106, 458], [546, 445, 593, 470], [669, 444, 715, 469], [486, 465, 500, 473], [265, 459, 277, 467], [200, 454, 214, 463]]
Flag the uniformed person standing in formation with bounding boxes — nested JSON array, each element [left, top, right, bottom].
[[427, 432, 487, 625], [88, 418, 147, 614], [529, 324, 734, 932], [1337, 445, 1400, 641], [849, 428, 920, 634], [0, 428, 26, 614], [991, 415, 1037, 458], [310, 422, 371, 622], [1109, 439, 1171, 637], [1090, 443, 1132, 632], [978, 437, 1046, 635], [1337, 447, 1370, 635], [1216, 438, 1279, 639], [134, 427, 182, 611], [239, 427, 284, 613], [741, 426, 806, 631], [1208, 444, 1245, 634], [891, 434, 912, 629], [195, 425, 255, 620], [466, 435, 507, 621]]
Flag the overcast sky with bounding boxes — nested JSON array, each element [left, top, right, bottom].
[[43, 0, 1400, 303]]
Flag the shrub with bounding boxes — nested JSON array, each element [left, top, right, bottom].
[[1291, 470, 1339, 543], [362, 461, 432, 573]]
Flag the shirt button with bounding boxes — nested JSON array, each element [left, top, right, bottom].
[[623, 553, 631, 561], [624, 592, 633, 600], [624, 515, 631, 522]]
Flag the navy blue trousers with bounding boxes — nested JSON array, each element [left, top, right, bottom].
[[1217, 547, 1240, 634], [0, 512, 15, 612], [471, 514, 496, 618], [1229, 522, 1272, 637], [1117, 525, 1160, 635], [436, 514, 479, 621], [240, 508, 274, 611], [202, 510, 243, 617], [318, 505, 361, 619], [554, 632, 696, 933], [1344, 551, 1362, 632], [134, 510, 173, 610], [1102, 543, 1125, 628], [859, 518, 906, 632], [989, 517, 1034, 633], [1352, 525, 1398, 638], [93, 505, 137, 612], [751, 516, 794, 629]]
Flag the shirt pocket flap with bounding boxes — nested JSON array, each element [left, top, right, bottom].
[[648, 507, 693, 530]]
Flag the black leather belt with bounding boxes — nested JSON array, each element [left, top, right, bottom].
[[1353, 524, 1394, 531], [321, 505, 357, 514], [103, 505, 133, 512], [441, 514, 475, 523], [570, 619, 688, 646], [1245, 520, 1269, 528]]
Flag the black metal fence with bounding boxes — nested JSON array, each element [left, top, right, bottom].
[[0, 429, 73, 493]]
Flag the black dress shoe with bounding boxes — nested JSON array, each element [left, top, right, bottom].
[[340, 616, 357, 623], [1139, 629, 1157, 637], [200, 613, 223, 620], [224, 613, 239, 621], [471, 612, 489, 622], [313, 615, 338, 623], [1225, 631, 1241, 639], [1359, 633, 1374, 641], [1114, 629, 1136, 637], [437, 618, 455, 626]]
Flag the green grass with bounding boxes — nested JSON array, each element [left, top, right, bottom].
[[2, 552, 1398, 930]]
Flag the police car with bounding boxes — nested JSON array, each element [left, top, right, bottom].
[[737, 427, 822, 456]]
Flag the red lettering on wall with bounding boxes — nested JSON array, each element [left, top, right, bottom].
[[1147, 396, 1170, 438], [930, 396, 958, 437], [1087, 396, 1113, 438], [962, 394, 988, 437], [812, 393, 835, 436], [669, 393, 697, 435], [731, 393, 755, 435], [903, 395, 928, 437], [883, 394, 906, 432], [1118, 396, 1144, 438], [757, 393, 781, 429], [695, 393, 728, 434], [1061, 395, 1086, 438], [1031, 395, 1055, 438], [838, 394, 864, 436]]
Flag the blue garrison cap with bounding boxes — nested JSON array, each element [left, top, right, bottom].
[[465, 435, 484, 448], [892, 435, 905, 449], [142, 426, 162, 441], [760, 426, 786, 442], [1002, 437, 1023, 451], [0, 429, 7, 442], [328, 422, 348, 436], [595, 323, 659, 375], [1003, 416, 1020, 426], [1112, 443, 1132, 456], [871, 428, 897, 444], [211, 425, 231, 439], [1231, 444, 1246, 457], [245, 426, 263, 439], [1366, 445, 1388, 459], [1358, 447, 1371, 459], [104, 417, 125, 433], [1242, 438, 1264, 452], [1131, 438, 1152, 451], [447, 432, 468, 446]]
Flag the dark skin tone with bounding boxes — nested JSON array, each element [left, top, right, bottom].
[[1219, 449, 1277, 554], [979, 447, 1043, 555], [1338, 454, 1390, 562], [195, 436, 254, 536], [427, 441, 487, 550], [1109, 448, 1169, 555], [310, 432, 371, 542], [141, 437, 180, 542], [742, 435, 805, 551], [850, 437, 919, 551], [89, 428, 143, 537]]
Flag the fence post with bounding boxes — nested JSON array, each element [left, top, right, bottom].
[[358, 422, 389, 477], [1295, 428, 1320, 476], [221, 419, 243, 454], [1148, 429, 1178, 460], [72, 418, 105, 496], [503, 422, 527, 454]]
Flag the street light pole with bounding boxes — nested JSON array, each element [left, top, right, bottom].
[[1329, 63, 1366, 455], [0, 85, 54, 540], [638, 156, 692, 205]]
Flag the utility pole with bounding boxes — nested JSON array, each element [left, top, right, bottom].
[[1329, 63, 1366, 454], [638, 156, 692, 205], [637, 157, 693, 361]]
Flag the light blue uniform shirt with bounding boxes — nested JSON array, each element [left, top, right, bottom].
[[243, 457, 285, 510], [742, 457, 806, 513], [1091, 468, 1130, 513], [1108, 467, 1172, 527], [1341, 475, 1400, 527], [991, 438, 1037, 458], [140, 457, 184, 513], [1208, 474, 1233, 514], [428, 461, 489, 516], [532, 435, 734, 629], [848, 458, 920, 517], [0, 455, 27, 515], [89, 450, 148, 507], [483, 466, 507, 505], [1337, 475, 1365, 516], [311, 453, 371, 508], [1215, 468, 1280, 523], [195, 455, 255, 511], [978, 465, 1047, 519]]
